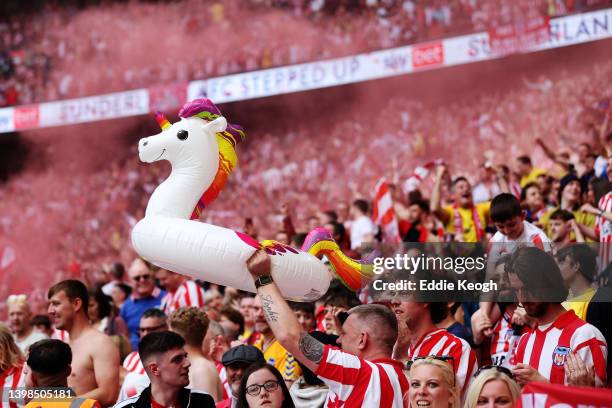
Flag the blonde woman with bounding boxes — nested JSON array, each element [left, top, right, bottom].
[[0, 323, 25, 401], [407, 356, 460, 408], [464, 366, 520, 408]]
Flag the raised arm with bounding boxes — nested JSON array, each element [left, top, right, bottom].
[[246, 250, 324, 373], [430, 164, 450, 224]]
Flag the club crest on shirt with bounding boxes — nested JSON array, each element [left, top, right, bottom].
[[552, 345, 571, 367]]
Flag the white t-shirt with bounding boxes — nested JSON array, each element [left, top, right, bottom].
[[488, 221, 551, 264], [350, 216, 375, 250], [14, 330, 48, 353]]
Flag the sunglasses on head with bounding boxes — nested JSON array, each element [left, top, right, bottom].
[[406, 355, 456, 386], [337, 311, 350, 326], [474, 365, 514, 379], [138, 323, 167, 336]]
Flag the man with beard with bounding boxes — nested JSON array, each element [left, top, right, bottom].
[[248, 293, 302, 386], [431, 164, 490, 243], [400, 199, 443, 243], [114, 331, 215, 408], [506, 247, 607, 387], [47, 280, 120, 406]]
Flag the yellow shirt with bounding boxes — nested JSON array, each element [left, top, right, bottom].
[[563, 287, 596, 320], [442, 202, 490, 242], [520, 168, 547, 187], [539, 207, 596, 242], [253, 337, 302, 382], [25, 398, 100, 408]]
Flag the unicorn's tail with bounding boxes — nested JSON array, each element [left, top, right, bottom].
[[302, 227, 375, 292]]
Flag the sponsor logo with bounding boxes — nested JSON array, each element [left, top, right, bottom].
[[412, 42, 444, 69], [14, 105, 39, 129]]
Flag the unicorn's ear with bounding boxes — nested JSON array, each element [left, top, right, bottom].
[[203, 116, 227, 134]]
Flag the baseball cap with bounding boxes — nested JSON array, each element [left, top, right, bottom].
[[221, 345, 264, 367]]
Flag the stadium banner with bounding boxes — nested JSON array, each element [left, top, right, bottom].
[[518, 381, 612, 407], [148, 82, 188, 113], [14, 104, 40, 130], [488, 15, 550, 56], [39, 89, 149, 128], [1, 8, 611, 133], [0, 107, 14, 133], [187, 46, 414, 103]]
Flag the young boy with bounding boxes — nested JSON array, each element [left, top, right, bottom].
[[488, 193, 551, 260]]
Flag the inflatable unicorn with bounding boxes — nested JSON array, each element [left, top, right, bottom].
[[131, 99, 373, 301]]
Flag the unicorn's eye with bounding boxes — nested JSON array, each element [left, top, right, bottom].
[[177, 130, 188, 140]]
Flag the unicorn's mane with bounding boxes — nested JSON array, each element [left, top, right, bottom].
[[178, 99, 246, 220]]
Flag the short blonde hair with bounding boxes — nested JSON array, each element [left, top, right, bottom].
[[0, 323, 22, 372], [463, 369, 520, 408], [408, 357, 460, 408], [6, 294, 28, 310]]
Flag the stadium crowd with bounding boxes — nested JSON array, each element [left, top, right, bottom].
[[1, 1, 612, 407], [1, 0, 611, 106], [0, 58, 612, 405]]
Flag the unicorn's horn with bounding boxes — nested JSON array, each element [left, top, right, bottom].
[[154, 111, 171, 131]]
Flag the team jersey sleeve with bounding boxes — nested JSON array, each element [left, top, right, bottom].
[[572, 324, 608, 386], [315, 345, 369, 401], [446, 338, 478, 395]]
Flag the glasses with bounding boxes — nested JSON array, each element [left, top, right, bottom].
[[474, 365, 514, 379], [132, 274, 151, 282], [245, 380, 281, 396], [406, 355, 456, 386], [138, 324, 166, 336]]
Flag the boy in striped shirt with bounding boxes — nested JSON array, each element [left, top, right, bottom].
[[245, 250, 408, 408], [506, 247, 608, 387]]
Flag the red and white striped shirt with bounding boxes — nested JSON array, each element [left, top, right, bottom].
[[407, 328, 478, 395], [123, 351, 145, 375], [315, 345, 408, 408], [0, 362, 25, 408], [597, 192, 612, 273], [486, 311, 525, 368], [51, 328, 70, 343], [512, 310, 608, 386], [215, 362, 231, 401], [161, 280, 205, 316]]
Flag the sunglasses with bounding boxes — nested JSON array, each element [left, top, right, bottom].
[[337, 311, 350, 326], [474, 365, 514, 379], [138, 324, 166, 336], [245, 380, 281, 396], [406, 355, 456, 386], [133, 274, 151, 282]]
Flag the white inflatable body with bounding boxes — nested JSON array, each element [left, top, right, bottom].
[[131, 112, 335, 301]]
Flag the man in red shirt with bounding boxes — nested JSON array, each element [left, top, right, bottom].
[[389, 298, 477, 397], [506, 247, 608, 387], [245, 250, 408, 408]]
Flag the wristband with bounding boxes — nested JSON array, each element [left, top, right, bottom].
[[255, 275, 274, 288]]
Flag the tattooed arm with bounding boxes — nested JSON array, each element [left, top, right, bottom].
[[246, 250, 325, 372]]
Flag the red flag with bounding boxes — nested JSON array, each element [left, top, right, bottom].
[[517, 382, 612, 407], [372, 178, 401, 243]]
